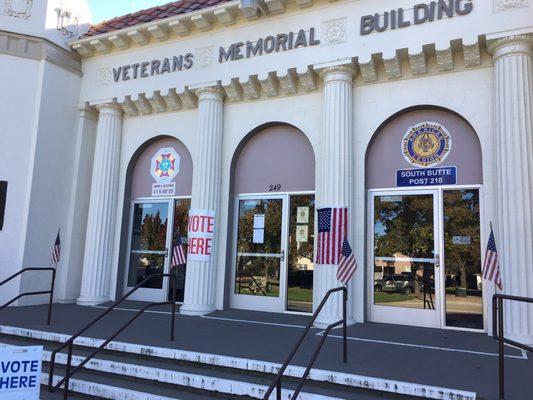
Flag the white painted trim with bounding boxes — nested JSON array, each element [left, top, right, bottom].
[[2, 325, 477, 399]]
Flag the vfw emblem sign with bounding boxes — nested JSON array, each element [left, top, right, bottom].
[[151, 147, 180, 196], [402, 121, 452, 167]]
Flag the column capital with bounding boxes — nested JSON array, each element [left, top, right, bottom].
[[77, 103, 98, 120], [95, 102, 124, 116], [319, 64, 355, 84], [488, 34, 533, 59], [194, 85, 226, 102]]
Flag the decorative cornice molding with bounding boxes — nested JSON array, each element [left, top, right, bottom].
[[494, 0, 529, 11], [78, 103, 98, 120], [0, 30, 82, 75], [488, 34, 533, 58]]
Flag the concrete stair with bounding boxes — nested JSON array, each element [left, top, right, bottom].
[[0, 326, 477, 400]]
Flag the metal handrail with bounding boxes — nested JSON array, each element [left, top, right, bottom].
[[263, 286, 347, 400], [238, 272, 267, 296], [0, 267, 56, 325], [492, 293, 533, 400], [48, 270, 177, 400]]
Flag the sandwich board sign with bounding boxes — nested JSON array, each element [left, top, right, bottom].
[[0, 346, 42, 399]]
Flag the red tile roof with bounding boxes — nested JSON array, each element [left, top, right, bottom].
[[85, 0, 231, 37]]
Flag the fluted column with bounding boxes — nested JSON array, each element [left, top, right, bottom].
[[489, 35, 533, 344], [314, 65, 355, 327], [181, 86, 225, 316], [77, 103, 123, 305]]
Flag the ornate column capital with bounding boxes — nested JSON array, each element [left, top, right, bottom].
[[195, 85, 226, 102], [319, 64, 355, 84], [95, 102, 124, 116], [77, 103, 98, 120], [488, 34, 533, 59]]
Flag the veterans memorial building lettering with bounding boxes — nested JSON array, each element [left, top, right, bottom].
[[361, 0, 473, 35], [113, 53, 194, 82]]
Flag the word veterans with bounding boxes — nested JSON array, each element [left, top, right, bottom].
[[113, 53, 193, 82]]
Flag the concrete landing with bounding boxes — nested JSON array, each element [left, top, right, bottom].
[[0, 303, 530, 400]]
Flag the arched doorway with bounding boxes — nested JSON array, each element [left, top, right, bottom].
[[230, 125, 316, 313], [123, 137, 193, 303], [366, 108, 484, 330]]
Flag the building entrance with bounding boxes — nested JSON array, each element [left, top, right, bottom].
[[231, 193, 315, 313], [369, 187, 483, 330], [124, 198, 190, 303]]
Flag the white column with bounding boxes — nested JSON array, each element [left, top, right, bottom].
[[314, 65, 355, 327], [181, 86, 225, 316], [489, 35, 533, 343], [77, 103, 123, 306]]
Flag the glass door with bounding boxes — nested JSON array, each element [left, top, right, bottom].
[[168, 198, 191, 302], [125, 200, 173, 302], [370, 190, 441, 328], [232, 196, 286, 312], [442, 189, 483, 330], [286, 195, 315, 313]]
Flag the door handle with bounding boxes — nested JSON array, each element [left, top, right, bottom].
[[165, 248, 169, 258], [280, 250, 285, 262], [435, 255, 440, 268]]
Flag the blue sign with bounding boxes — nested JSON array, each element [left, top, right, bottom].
[[397, 166, 457, 187]]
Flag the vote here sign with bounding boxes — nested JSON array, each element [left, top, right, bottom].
[[0, 346, 42, 400], [188, 209, 215, 262]]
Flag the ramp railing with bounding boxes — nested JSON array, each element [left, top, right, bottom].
[[48, 269, 177, 400], [492, 293, 533, 400], [0, 267, 56, 325], [263, 286, 347, 400]]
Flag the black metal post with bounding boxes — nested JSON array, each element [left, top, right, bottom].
[[63, 343, 73, 400], [47, 268, 56, 325], [498, 297, 505, 400], [276, 380, 281, 400], [343, 287, 347, 364], [171, 270, 177, 341], [48, 352, 56, 392]]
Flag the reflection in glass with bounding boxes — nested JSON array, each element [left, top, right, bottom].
[[444, 189, 483, 329], [287, 195, 315, 313], [374, 195, 436, 309], [168, 199, 191, 302], [128, 202, 169, 288], [235, 199, 283, 297]]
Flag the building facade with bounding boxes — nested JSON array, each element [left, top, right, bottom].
[[1, 0, 533, 344]]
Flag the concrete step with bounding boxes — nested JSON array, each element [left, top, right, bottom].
[[0, 325, 478, 400]]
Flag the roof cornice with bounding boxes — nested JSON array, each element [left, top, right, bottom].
[[69, 0, 327, 58]]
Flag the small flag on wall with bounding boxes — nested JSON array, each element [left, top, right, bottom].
[[172, 233, 187, 267], [483, 225, 502, 290], [337, 238, 357, 285], [316, 207, 348, 265], [50, 230, 61, 266]]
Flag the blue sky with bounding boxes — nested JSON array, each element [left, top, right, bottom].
[[89, 0, 170, 23]]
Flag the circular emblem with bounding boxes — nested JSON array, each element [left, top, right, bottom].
[[402, 122, 452, 167], [151, 147, 180, 183]]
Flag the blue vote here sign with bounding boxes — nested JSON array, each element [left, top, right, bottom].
[[397, 166, 457, 187], [0, 346, 42, 400]]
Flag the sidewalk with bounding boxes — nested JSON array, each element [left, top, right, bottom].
[[0, 303, 530, 400]]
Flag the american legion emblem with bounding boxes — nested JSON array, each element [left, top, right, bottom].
[[151, 147, 180, 182], [402, 121, 452, 167]]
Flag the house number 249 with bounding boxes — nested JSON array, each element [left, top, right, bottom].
[[268, 184, 282, 192]]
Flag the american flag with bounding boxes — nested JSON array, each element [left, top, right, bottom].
[[172, 233, 187, 266], [316, 207, 347, 265], [483, 228, 502, 290], [50, 231, 61, 265], [337, 238, 357, 285]]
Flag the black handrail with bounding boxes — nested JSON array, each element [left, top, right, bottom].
[[492, 293, 533, 400], [263, 286, 347, 400], [239, 272, 267, 296], [48, 270, 177, 399], [0, 267, 56, 325]]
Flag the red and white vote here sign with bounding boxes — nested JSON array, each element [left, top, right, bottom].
[[188, 209, 215, 262]]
